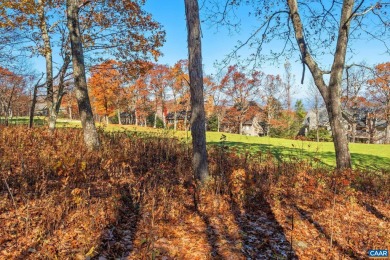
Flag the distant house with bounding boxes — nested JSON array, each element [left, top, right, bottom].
[[304, 108, 331, 131], [166, 110, 191, 130], [119, 112, 133, 125], [34, 97, 48, 116], [241, 116, 265, 136], [166, 110, 191, 124], [304, 107, 387, 143], [221, 102, 265, 136]]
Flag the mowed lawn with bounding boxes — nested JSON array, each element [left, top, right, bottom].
[[4, 117, 390, 170]]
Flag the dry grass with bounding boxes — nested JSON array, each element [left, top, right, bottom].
[[0, 126, 389, 259]]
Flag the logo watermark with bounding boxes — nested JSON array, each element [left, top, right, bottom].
[[368, 249, 388, 258]]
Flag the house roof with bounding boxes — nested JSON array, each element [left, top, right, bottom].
[[166, 110, 191, 120]]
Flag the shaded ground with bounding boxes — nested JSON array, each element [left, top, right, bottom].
[[0, 126, 389, 259]]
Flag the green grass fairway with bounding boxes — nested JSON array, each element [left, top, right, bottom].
[[206, 132, 390, 170], [103, 123, 390, 170], [3, 118, 390, 170]]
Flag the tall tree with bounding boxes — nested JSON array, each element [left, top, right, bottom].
[[1, 0, 164, 131], [307, 79, 324, 142], [148, 64, 170, 128], [368, 62, 390, 144], [0, 67, 26, 125], [66, 0, 100, 150], [261, 74, 282, 136], [342, 64, 370, 142], [283, 60, 294, 111], [170, 60, 190, 131], [210, 0, 389, 169], [0, 0, 71, 130], [288, 0, 354, 168], [89, 60, 121, 125], [220, 65, 261, 134], [184, 0, 209, 183]]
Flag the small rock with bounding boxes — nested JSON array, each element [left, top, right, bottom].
[[294, 240, 308, 249], [27, 248, 36, 253]]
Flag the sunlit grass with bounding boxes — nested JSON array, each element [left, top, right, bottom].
[[4, 117, 390, 169]]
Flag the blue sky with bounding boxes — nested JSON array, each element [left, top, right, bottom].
[[29, 1, 388, 107], [143, 1, 389, 104]]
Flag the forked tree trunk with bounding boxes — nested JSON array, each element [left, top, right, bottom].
[[287, 0, 353, 169], [66, 0, 100, 150], [185, 0, 209, 183]]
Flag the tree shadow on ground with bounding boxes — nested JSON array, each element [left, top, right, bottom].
[[231, 194, 298, 259], [208, 141, 331, 168], [93, 184, 140, 259], [9, 181, 140, 260], [292, 205, 364, 259], [359, 202, 389, 221], [208, 141, 390, 170]]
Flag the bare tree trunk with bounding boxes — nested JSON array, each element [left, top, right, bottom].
[[68, 106, 72, 119], [185, 0, 209, 183], [328, 102, 351, 168], [162, 101, 166, 129], [351, 122, 356, 143], [385, 112, 390, 144], [29, 75, 44, 128], [174, 111, 177, 131], [117, 109, 122, 125], [37, 0, 56, 131], [315, 108, 320, 142], [50, 55, 71, 130], [184, 104, 189, 130], [367, 114, 376, 144], [385, 121, 390, 144], [287, 0, 352, 169], [67, 0, 100, 150]]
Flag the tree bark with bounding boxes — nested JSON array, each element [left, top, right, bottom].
[[37, 0, 56, 131], [185, 0, 209, 183], [287, 0, 353, 169], [66, 0, 100, 150], [117, 108, 122, 125], [29, 83, 40, 128], [174, 111, 177, 131], [351, 122, 356, 143]]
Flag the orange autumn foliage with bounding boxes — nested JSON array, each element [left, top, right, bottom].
[[88, 60, 121, 121]]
